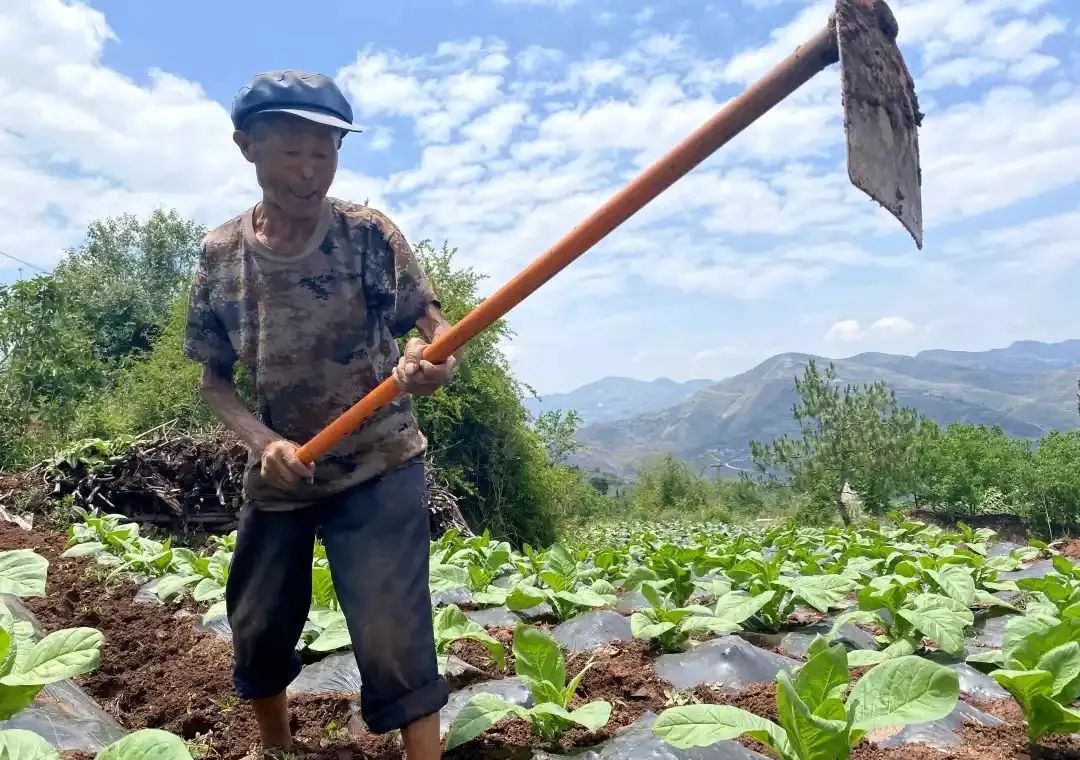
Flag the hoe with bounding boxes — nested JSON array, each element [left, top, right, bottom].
[[296, 0, 923, 464]]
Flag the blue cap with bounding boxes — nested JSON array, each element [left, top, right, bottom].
[[231, 70, 363, 134]]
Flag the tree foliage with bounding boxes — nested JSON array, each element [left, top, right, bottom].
[[52, 209, 204, 361], [917, 423, 1031, 515], [749, 361, 923, 523]]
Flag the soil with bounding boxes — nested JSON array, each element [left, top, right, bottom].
[[3, 520, 1078, 759], [1056, 538, 1080, 560]]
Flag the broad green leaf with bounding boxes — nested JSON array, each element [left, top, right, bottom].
[[781, 575, 855, 614], [777, 671, 849, 760], [0, 552, 47, 598], [505, 587, 546, 612], [849, 656, 959, 735], [429, 563, 469, 591], [553, 588, 610, 609], [1028, 694, 1080, 743], [433, 604, 474, 641], [0, 628, 102, 686], [308, 607, 345, 630], [829, 610, 885, 639], [971, 590, 1018, 612], [991, 669, 1053, 710], [513, 624, 565, 705], [928, 566, 976, 607], [898, 594, 973, 656], [546, 544, 578, 584], [308, 617, 352, 652], [640, 583, 665, 609], [151, 574, 197, 602], [191, 578, 225, 602], [1002, 614, 1059, 665], [310, 566, 336, 609], [60, 542, 106, 559], [97, 728, 195, 759], [530, 701, 612, 732], [1034, 642, 1080, 698], [444, 693, 525, 749], [846, 649, 892, 667], [472, 588, 509, 607], [0, 630, 13, 680], [630, 614, 674, 641], [0, 686, 42, 721], [0, 728, 60, 759], [1010, 619, 1080, 672], [713, 590, 776, 624], [793, 637, 848, 711], [966, 649, 1005, 666], [565, 700, 612, 732], [652, 704, 791, 755]]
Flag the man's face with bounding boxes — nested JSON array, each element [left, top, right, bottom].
[[236, 116, 341, 219]]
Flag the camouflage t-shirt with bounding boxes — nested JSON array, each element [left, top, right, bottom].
[[184, 197, 436, 510]]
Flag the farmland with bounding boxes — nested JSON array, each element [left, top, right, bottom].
[[0, 509, 1076, 759]]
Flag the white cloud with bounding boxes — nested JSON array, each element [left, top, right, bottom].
[[826, 316, 916, 343], [826, 320, 863, 343], [3, 0, 1080, 393]]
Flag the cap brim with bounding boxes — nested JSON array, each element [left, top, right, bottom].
[[258, 107, 364, 132]]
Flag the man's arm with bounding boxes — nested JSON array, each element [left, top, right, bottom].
[[199, 366, 313, 486], [415, 302, 452, 344], [395, 302, 459, 395]]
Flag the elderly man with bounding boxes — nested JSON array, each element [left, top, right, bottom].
[[184, 71, 455, 758]]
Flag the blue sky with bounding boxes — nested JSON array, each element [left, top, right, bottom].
[[2, 0, 1079, 394]]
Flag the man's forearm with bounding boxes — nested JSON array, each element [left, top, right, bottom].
[[415, 302, 451, 344], [200, 366, 281, 454]]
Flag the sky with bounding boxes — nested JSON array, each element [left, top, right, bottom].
[[1, 0, 1078, 395]]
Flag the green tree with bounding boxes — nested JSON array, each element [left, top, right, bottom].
[[918, 423, 1031, 515], [72, 297, 220, 440], [535, 409, 583, 465], [53, 209, 204, 361], [0, 277, 105, 467], [1024, 430, 1080, 529], [408, 241, 559, 545], [627, 454, 717, 516], [750, 360, 924, 524]]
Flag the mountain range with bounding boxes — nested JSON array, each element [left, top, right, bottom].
[[524, 377, 714, 425], [554, 340, 1080, 478]]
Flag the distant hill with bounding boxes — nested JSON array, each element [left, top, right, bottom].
[[570, 340, 1080, 478], [524, 377, 714, 425]]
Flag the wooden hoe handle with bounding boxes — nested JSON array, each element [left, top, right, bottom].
[[296, 23, 839, 465]]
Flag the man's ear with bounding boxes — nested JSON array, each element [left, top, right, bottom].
[[233, 130, 257, 163]]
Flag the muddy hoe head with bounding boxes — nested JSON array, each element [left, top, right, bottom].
[[834, 0, 923, 248]]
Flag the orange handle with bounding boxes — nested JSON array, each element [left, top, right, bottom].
[[296, 23, 837, 464]]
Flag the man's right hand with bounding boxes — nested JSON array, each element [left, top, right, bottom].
[[260, 439, 316, 489]]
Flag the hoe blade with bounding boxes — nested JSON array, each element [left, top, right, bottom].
[[836, 0, 924, 248]]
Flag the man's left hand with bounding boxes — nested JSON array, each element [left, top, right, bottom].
[[394, 337, 457, 395]]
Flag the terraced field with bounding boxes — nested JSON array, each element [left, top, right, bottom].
[[0, 512, 1076, 758]]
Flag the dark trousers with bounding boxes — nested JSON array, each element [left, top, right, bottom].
[[225, 457, 449, 733]]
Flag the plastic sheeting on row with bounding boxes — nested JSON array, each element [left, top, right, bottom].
[[868, 699, 1001, 749], [654, 636, 799, 692], [439, 677, 534, 735], [552, 611, 632, 654], [0, 595, 126, 752], [535, 712, 770, 760]]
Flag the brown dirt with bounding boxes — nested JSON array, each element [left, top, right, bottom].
[[445, 639, 671, 757], [449, 627, 515, 678], [1056, 538, 1080, 560], [5, 520, 1079, 759], [0, 521, 382, 760]]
